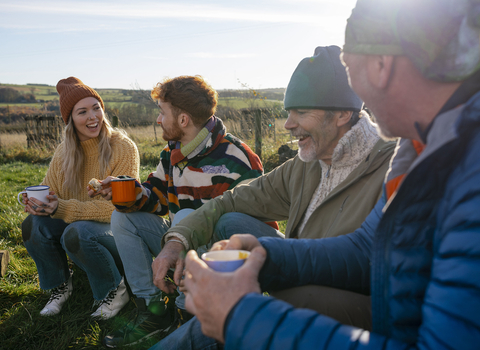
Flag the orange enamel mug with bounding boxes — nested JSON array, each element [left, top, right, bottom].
[[111, 178, 136, 202]]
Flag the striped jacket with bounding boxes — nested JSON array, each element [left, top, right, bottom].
[[114, 117, 264, 223]]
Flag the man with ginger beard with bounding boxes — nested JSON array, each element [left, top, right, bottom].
[[172, 0, 480, 349], [95, 75, 277, 348]]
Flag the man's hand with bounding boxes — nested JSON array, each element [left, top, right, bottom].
[[152, 240, 186, 294], [210, 233, 262, 252], [183, 245, 267, 343], [87, 176, 116, 200]]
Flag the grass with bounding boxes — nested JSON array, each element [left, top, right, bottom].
[[217, 97, 282, 109], [0, 124, 293, 349]]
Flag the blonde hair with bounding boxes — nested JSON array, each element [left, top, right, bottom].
[[62, 114, 126, 194]]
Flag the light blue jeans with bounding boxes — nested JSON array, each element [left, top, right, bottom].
[[149, 212, 284, 350], [22, 214, 123, 300], [111, 209, 194, 308], [150, 317, 220, 350]]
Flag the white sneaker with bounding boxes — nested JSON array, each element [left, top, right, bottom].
[[91, 277, 129, 320], [40, 271, 73, 316]]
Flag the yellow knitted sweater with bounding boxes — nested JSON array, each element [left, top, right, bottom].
[[42, 135, 140, 223]]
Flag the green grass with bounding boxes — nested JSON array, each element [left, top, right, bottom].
[[0, 131, 293, 349], [0, 103, 45, 108], [217, 97, 282, 109], [0, 162, 159, 350]]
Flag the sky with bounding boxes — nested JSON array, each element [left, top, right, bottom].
[[0, 0, 357, 91]]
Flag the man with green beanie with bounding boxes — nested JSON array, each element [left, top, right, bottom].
[[147, 45, 394, 350], [171, 0, 480, 349]]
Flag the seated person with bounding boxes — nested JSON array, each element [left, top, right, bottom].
[[21, 77, 139, 319], [94, 75, 278, 348]]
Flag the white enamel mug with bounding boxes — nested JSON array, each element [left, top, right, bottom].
[[17, 185, 50, 206]]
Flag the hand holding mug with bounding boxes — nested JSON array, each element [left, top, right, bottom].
[[26, 192, 58, 216], [183, 246, 267, 342], [17, 186, 58, 216]]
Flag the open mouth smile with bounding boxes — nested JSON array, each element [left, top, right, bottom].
[[296, 135, 311, 146]]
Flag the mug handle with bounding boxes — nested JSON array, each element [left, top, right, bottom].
[[17, 191, 27, 206]]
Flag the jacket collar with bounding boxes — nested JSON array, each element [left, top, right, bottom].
[[329, 115, 380, 168], [415, 69, 480, 143], [170, 116, 224, 166]]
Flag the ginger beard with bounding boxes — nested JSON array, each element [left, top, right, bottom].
[[160, 116, 185, 142]]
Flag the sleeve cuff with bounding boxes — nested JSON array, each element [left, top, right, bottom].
[[164, 232, 189, 250]]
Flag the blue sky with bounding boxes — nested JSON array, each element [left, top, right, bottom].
[[0, 0, 357, 91]]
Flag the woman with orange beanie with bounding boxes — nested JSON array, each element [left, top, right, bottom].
[[21, 77, 139, 319]]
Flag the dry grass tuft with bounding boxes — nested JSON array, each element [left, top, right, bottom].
[[0, 132, 27, 148]]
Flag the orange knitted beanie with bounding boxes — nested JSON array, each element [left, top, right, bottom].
[[56, 77, 104, 124]]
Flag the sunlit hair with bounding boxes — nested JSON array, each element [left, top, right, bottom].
[[151, 75, 218, 127], [62, 112, 126, 194]]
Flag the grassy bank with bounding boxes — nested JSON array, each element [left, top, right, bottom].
[[0, 125, 293, 349]]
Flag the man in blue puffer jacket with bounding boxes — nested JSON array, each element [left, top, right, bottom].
[[179, 0, 480, 349]]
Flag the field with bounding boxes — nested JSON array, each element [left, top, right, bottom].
[[0, 123, 293, 349], [0, 83, 284, 114]]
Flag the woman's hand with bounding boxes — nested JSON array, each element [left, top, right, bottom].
[[25, 191, 59, 216], [87, 176, 116, 200]]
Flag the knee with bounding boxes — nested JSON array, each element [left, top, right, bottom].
[[21, 215, 34, 242], [62, 224, 81, 254], [110, 210, 132, 234], [214, 213, 243, 239], [22, 215, 50, 243], [216, 212, 243, 228]]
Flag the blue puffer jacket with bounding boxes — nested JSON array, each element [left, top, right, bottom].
[[224, 92, 480, 349]]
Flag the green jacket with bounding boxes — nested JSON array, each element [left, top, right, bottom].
[[165, 138, 395, 249]]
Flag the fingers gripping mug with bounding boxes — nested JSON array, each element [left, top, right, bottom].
[[17, 185, 50, 206]]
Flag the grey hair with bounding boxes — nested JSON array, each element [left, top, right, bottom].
[[325, 110, 361, 127]]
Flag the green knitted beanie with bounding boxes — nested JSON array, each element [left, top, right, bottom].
[[284, 45, 363, 112]]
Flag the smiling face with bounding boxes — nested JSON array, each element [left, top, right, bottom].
[[71, 97, 104, 141], [157, 100, 185, 142], [284, 109, 341, 163]]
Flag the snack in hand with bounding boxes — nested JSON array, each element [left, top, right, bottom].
[[88, 178, 102, 193]]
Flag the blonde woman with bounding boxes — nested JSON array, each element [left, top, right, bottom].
[[21, 77, 139, 319]]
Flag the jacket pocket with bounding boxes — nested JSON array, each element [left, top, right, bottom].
[[324, 195, 349, 238]]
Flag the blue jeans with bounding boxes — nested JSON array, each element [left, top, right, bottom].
[[111, 210, 169, 304], [22, 214, 123, 300], [149, 213, 284, 350], [149, 317, 220, 350], [212, 212, 284, 241], [111, 209, 195, 308]]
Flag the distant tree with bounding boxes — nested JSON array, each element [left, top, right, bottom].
[[22, 93, 36, 102], [0, 88, 21, 103]]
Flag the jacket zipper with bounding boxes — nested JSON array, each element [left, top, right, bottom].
[[324, 195, 349, 238], [326, 165, 332, 178]]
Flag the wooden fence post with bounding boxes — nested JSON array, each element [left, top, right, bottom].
[[0, 250, 9, 278], [254, 109, 262, 160], [112, 115, 119, 128], [153, 122, 157, 143], [273, 116, 276, 143]]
